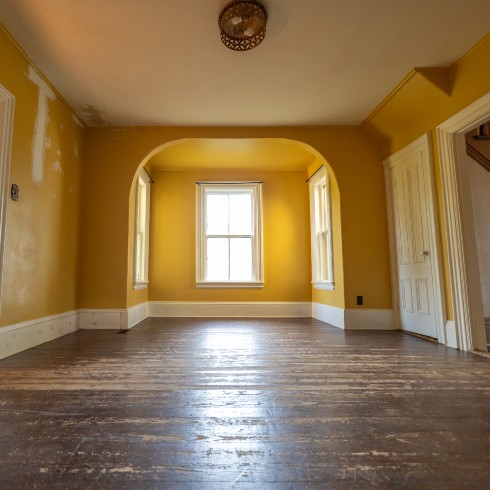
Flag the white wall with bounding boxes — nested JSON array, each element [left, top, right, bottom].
[[468, 155, 490, 318]]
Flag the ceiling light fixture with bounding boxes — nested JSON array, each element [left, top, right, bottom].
[[218, 0, 267, 51]]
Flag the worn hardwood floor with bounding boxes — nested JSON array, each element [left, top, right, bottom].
[[0, 317, 489, 489]]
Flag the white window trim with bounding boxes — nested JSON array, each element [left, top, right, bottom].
[[196, 181, 264, 288], [309, 167, 334, 290], [133, 170, 151, 289]]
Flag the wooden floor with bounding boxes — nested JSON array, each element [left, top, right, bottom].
[[0, 318, 489, 489]]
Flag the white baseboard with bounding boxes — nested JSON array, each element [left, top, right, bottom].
[[128, 302, 149, 328], [149, 301, 312, 318], [344, 308, 395, 330], [79, 309, 128, 330], [312, 303, 395, 330], [445, 320, 458, 348], [312, 303, 345, 328], [0, 311, 78, 360], [0, 302, 396, 360]]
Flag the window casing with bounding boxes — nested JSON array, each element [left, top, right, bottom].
[[309, 167, 334, 290], [133, 171, 151, 289], [197, 182, 263, 288]]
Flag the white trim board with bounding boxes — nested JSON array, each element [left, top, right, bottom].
[[149, 301, 311, 318], [312, 303, 345, 328], [79, 309, 129, 330], [128, 302, 149, 328], [344, 309, 395, 330], [445, 321, 458, 349], [0, 311, 78, 360], [312, 303, 395, 330], [437, 91, 490, 351], [0, 302, 397, 360], [0, 85, 15, 315]]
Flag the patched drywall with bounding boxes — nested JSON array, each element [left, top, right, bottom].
[[0, 25, 84, 327], [28, 66, 55, 185]]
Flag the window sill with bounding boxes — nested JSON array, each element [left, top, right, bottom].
[[133, 282, 149, 290], [197, 281, 264, 289], [312, 281, 335, 291]]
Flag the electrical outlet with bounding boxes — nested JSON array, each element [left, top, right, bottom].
[[356, 295, 363, 306]]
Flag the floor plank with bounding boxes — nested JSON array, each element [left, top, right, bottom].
[[0, 318, 489, 488]]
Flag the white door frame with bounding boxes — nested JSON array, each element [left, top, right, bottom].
[[384, 133, 446, 344], [0, 85, 15, 312], [437, 91, 490, 352]]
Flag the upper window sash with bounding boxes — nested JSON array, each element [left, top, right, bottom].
[[133, 170, 151, 289], [309, 167, 334, 290], [196, 182, 263, 288]]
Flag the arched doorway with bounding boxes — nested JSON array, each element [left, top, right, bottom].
[[126, 137, 343, 323]]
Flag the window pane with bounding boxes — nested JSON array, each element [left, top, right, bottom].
[[320, 184, 327, 230], [206, 238, 229, 281], [320, 231, 329, 281], [229, 193, 252, 235], [230, 238, 252, 281], [135, 232, 143, 281], [206, 194, 228, 235], [137, 180, 146, 233]]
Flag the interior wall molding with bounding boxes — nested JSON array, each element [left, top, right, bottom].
[[312, 303, 345, 328], [128, 302, 149, 328], [79, 309, 129, 330], [0, 310, 78, 360], [312, 303, 395, 330], [0, 85, 15, 316], [344, 309, 395, 330], [445, 320, 458, 349], [0, 303, 398, 360], [437, 91, 490, 351], [149, 301, 312, 318]]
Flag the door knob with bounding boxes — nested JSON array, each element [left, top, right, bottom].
[[421, 250, 430, 256]]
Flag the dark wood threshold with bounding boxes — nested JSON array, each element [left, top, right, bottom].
[[397, 328, 439, 343]]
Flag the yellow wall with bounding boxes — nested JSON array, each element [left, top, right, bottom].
[[1, 19, 487, 331], [362, 33, 490, 320], [81, 127, 390, 311], [363, 34, 490, 157], [149, 169, 311, 302], [0, 25, 84, 326]]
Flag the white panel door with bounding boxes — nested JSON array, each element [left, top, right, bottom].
[[388, 148, 438, 338]]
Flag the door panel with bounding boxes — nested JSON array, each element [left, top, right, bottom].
[[389, 151, 438, 338]]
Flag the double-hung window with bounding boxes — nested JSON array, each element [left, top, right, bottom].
[[309, 167, 334, 289], [133, 170, 151, 289], [197, 182, 263, 288]]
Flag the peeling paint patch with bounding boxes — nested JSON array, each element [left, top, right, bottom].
[[52, 161, 63, 174], [28, 66, 55, 185], [78, 104, 110, 126], [109, 466, 137, 474], [72, 113, 84, 128]]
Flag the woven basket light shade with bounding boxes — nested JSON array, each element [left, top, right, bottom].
[[218, 0, 267, 51]]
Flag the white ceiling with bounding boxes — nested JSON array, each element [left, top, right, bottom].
[[0, 0, 489, 127]]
